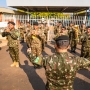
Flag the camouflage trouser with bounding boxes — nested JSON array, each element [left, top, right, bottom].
[[44, 33, 48, 42], [81, 46, 90, 58], [9, 46, 19, 62], [31, 46, 42, 57], [26, 36, 32, 48], [41, 36, 46, 50], [30, 46, 42, 64], [20, 32, 24, 41], [70, 40, 77, 52]]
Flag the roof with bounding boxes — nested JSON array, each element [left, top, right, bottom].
[[0, 7, 15, 14], [6, 0, 89, 12], [12, 6, 89, 13], [0, 7, 26, 14]]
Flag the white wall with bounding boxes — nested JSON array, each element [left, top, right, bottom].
[[7, 0, 90, 7]]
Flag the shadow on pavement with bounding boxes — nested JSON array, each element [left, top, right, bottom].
[[50, 41, 55, 45], [68, 49, 80, 56], [74, 77, 90, 90], [20, 42, 28, 57], [46, 43, 55, 54], [76, 47, 81, 51], [42, 51, 48, 56], [20, 60, 45, 90]]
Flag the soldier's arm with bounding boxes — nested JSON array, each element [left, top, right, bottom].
[[76, 57, 90, 69], [27, 49, 49, 67], [10, 30, 20, 40], [80, 34, 85, 42]]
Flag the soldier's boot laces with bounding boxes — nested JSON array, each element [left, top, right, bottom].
[[10, 61, 16, 67], [15, 62, 19, 67]]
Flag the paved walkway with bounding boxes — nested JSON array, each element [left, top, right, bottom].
[[0, 42, 90, 90]]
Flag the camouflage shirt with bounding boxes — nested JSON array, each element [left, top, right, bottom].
[[7, 29, 19, 47], [81, 32, 90, 47], [28, 51, 90, 90]]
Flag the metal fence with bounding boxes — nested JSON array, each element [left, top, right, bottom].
[[2, 14, 90, 41], [3, 14, 90, 27]]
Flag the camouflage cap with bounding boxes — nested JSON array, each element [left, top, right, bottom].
[[55, 35, 69, 41]]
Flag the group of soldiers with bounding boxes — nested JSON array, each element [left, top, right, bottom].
[[54, 21, 90, 58], [1, 20, 90, 90], [18, 21, 49, 50]]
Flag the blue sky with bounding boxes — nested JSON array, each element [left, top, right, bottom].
[[0, 0, 7, 7]]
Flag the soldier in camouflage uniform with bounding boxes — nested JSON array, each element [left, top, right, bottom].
[[54, 26, 68, 40], [29, 22, 42, 68], [27, 35, 90, 90], [54, 21, 62, 35], [44, 23, 49, 44], [18, 22, 25, 43], [2, 22, 20, 67], [80, 23, 86, 34], [25, 22, 32, 48], [80, 26, 90, 58], [68, 24, 78, 53], [39, 23, 46, 51]]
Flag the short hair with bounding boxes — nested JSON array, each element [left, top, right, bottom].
[[62, 26, 66, 29], [58, 21, 62, 23], [55, 35, 69, 49], [33, 22, 38, 26], [26, 22, 30, 24], [8, 21, 15, 25]]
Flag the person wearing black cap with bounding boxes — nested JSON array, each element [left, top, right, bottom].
[[2, 21, 20, 67], [27, 35, 90, 90]]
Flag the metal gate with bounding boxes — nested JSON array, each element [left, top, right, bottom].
[[3, 14, 90, 28], [3, 14, 90, 41]]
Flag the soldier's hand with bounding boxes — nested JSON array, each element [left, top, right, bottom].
[[27, 48, 31, 53], [6, 29, 10, 32]]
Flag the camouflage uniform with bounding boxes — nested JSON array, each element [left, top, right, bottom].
[[44, 25, 49, 43], [54, 29, 68, 40], [30, 30, 42, 64], [80, 32, 90, 58], [40, 27, 46, 51], [80, 27, 86, 35], [54, 26, 62, 35], [25, 26, 32, 48], [18, 25, 25, 42], [68, 27, 78, 52], [2, 29, 20, 63], [28, 51, 90, 90]]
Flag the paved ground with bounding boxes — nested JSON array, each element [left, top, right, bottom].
[[0, 41, 90, 90]]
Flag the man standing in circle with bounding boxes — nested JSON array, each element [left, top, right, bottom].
[[28, 35, 90, 90]]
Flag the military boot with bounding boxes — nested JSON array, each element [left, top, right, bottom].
[[15, 62, 19, 67], [10, 61, 16, 67]]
